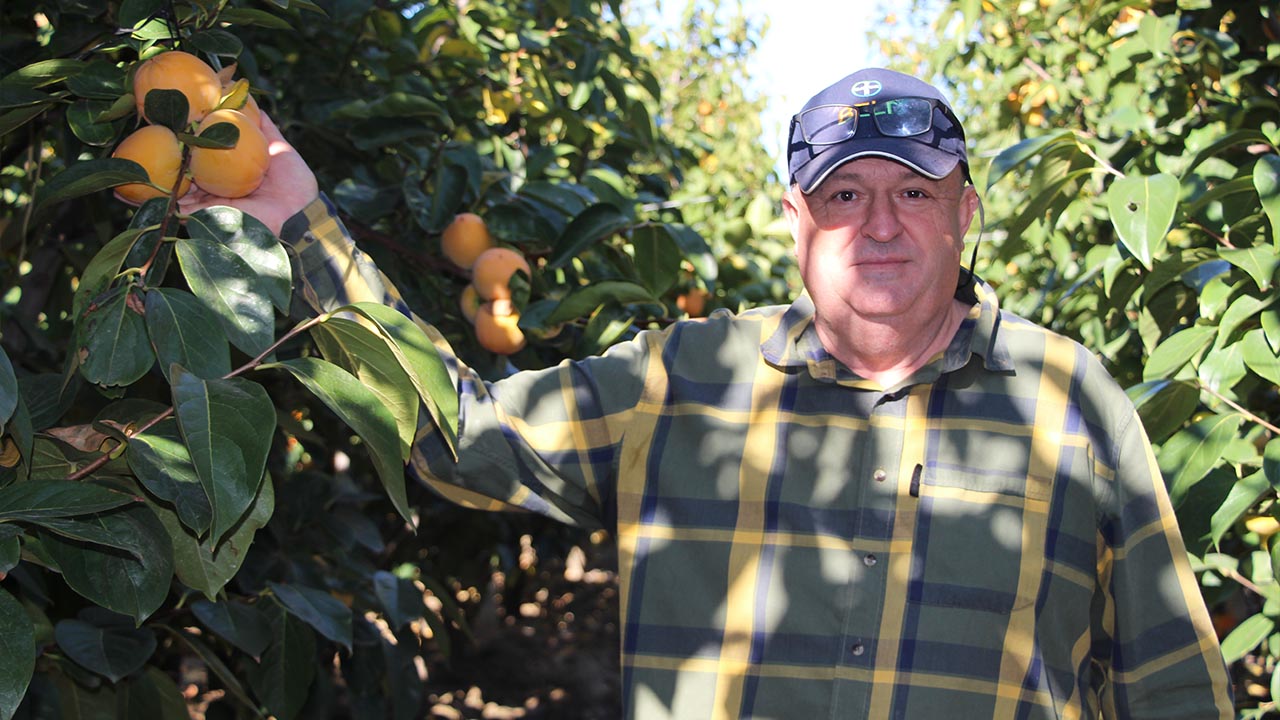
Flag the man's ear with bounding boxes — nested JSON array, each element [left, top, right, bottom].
[[782, 186, 802, 238], [960, 185, 980, 237]]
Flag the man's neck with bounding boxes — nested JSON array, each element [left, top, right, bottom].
[[814, 299, 972, 389]]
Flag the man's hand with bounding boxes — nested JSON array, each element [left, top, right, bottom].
[[177, 112, 318, 236]]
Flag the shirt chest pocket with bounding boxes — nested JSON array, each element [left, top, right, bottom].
[[905, 468, 1052, 615]]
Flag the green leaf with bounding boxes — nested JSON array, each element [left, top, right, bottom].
[[164, 629, 258, 711], [330, 92, 449, 120], [666, 223, 718, 283], [117, 0, 162, 28], [1, 58, 86, 87], [249, 605, 315, 720], [54, 617, 156, 683], [268, 581, 352, 649], [25, 516, 147, 556], [269, 357, 412, 524], [1221, 612, 1275, 664], [143, 88, 189, 132], [144, 289, 232, 382], [32, 159, 149, 219], [544, 280, 658, 325], [186, 29, 244, 57], [1106, 173, 1179, 271], [175, 237, 275, 358], [1255, 154, 1280, 247], [631, 225, 680, 296], [179, 122, 239, 149], [64, 61, 124, 100], [549, 204, 631, 269], [1143, 325, 1215, 381], [1243, 328, 1280, 385], [117, 665, 190, 720], [1126, 379, 1200, 443], [73, 226, 146, 319], [1220, 245, 1280, 292], [985, 130, 1075, 190], [0, 104, 50, 139], [0, 535, 17, 576], [1161, 412, 1245, 508], [372, 571, 425, 630], [127, 420, 212, 535], [186, 207, 292, 312], [191, 599, 270, 658], [0, 586, 35, 720], [337, 303, 459, 453], [77, 286, 155, 388], [217, 7, 295, 29], [171, 368, 274, 544], [0, 480, 136, 520], [41, 503, 173, 623], [154, 470, 273, 600], [312, 318, 417, 458], [1210, 469, 1270, 548], [67, 98, 118, 147], [0, 349, 17, 434]]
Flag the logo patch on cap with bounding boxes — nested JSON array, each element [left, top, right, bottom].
[[850, 80, 882, 98]]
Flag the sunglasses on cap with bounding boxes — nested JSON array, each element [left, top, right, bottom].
[[790, 97, 959, 146]]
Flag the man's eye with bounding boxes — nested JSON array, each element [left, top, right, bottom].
[[836, 190, 856, 201], [904, 189, 927, 199]]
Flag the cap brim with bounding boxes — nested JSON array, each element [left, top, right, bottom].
[[794, 137, 963, 194]]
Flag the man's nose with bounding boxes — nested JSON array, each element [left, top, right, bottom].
[[861, 194, 901, 243]]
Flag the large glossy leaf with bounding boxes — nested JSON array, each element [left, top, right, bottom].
[[630, 225, 681, 296], [54, 617, 156, 682], [335, 302, 458, 452], [1161, 412, 1245, 508], [548, 203, 631, 269], [544, 281, 658, 325], [144, 288, 232, 382], [191, 599, 271, 658], [1243, 329, 1280, 385], [666, 223, 718, 283], [249, 605, 317, 720], [985, 130, 1075, 189], [1106, 173, 1179, 270], [372, 571, 425, 630], [41, 503, 173, 623], [186, 207, 292, 313], [268, 581, 352, 649], [31, 158, 148, 218], [1221, 613, 1275, 665], [116, 665, 189, 720], [0, 350, 16, 434], [1126, 379, 1200, 444], [175, 237, 275, 358], [77, 286, 156, 388], [312, 317, 417, 457], [1220, 245, 1280, 292], [1143, 325, 1215, 381], [269, 357, 411, 524], [154, 471, 273, 600], [1255, 154, 1280, 248], [0, 480, 135, 520], [75, 225, 151, 317], [1209, 469, 1271, 549], [128, 420, 212, 535], [171, 368, 274, 544], [0, 586, 34, 720]]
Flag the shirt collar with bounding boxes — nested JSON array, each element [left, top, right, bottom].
[[760, 276, 1014, 384]]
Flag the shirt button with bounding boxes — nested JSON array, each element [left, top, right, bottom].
[[873, 468, 887, 482], [863, 553, 877, 567], [850, 642, 865, 656]]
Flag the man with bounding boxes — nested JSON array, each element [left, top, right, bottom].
[[184, 67, 1232, 718]]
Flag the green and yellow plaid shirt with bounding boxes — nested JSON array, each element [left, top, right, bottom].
[[284, 196, 1232, 719]]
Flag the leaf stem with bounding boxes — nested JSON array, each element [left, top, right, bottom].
[[1199, 381, 1280, 436]]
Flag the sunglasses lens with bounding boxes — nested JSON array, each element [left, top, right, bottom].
[[798, 105, 858, 144], [872, 97, 935, 137]]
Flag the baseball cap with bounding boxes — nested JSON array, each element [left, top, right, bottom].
[[787, 68, 970, 193]]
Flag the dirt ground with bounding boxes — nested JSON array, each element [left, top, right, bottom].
[[421, 534, 623, 720]]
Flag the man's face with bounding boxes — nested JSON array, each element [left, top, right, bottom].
[[783, 157, 979, 332]]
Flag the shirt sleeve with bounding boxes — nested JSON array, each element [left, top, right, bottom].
[[280, 195, 650, 529], [1094, 404, 1234, 718]]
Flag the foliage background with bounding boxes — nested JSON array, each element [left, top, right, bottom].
[[2, 0, 1280, 717]]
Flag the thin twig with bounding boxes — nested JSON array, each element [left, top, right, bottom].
[[1199, 381, 1280, 436]]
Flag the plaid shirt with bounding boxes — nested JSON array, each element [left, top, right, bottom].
[[284, 196, 1232, 719]]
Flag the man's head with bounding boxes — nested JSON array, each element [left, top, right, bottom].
[[787, 68, 969, 194]]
